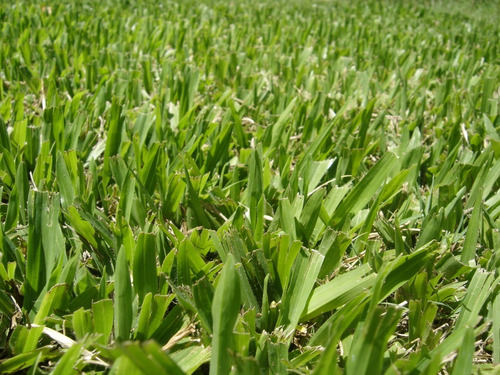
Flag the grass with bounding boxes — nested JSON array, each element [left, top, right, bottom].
[[0, 0, 499, 373]]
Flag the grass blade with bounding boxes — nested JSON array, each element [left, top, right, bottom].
[[493, 293, 500, 364], [277, 248, 324, 338], [461, 191, 482, 263], [451, 326, 474, 375], [114, 246, 133, 341], [210, 254, 241, 375], [331, 152, 398, 227], [92, 299, 114, 346], [132, 233, 158, 303]]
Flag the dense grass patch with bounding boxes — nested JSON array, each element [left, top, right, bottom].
[[0, 0, 500, 373]]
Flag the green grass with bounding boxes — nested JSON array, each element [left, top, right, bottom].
[[0, 0, 500, 373]]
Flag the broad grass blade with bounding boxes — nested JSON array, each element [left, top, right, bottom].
[[25, 191, 46, 312], [493, 293, 500, 364], [132, 233, 158, 303], [118, 341, 185, 375], [455, 270, 497, 331], [461, 191, 482, 263], [248, 146, 264, 240], [277, 249, 324, 338], [56, 151, 75, 208], [302, 263, 376, 320], [92, 299, 113, 345], [114, 247, 133, 341], [269, 97, 297, 152], [210, 254, 241, 375], [51, 342, 84, 375], [451, 326, 474, 375], [331, 152, 398, 227], [345, 306, 402, 375]]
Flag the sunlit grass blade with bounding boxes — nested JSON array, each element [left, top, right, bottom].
[[132, 233, 158, 303], [451, 326, 474, 375], [277, 248, 324, 338], [346, 305, 402, 375], [24, 191, 46, 312], [170, 346, 211, 374], [114, 246, 133, 341], [103, 98, 125, 178], [302, 263, 376, 321], [92, 299, 114, 345], [461, 191, 482, 263], [51, 342, 84, 375], [331, 152, 398, 227], [269, 97, 297, 152], [247, 146, 264, 240], [56, 151, 75, 208], [455, 270, 497, 331], [210, 253, 241, 375], [493, 293, 500, 364]]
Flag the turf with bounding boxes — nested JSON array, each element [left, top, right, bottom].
[[0, 0, 499, 373]]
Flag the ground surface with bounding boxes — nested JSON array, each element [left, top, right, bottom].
[[0, 0, 499, 373]]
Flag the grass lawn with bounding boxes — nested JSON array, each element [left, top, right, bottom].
[[0, 0, 500, 373]]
